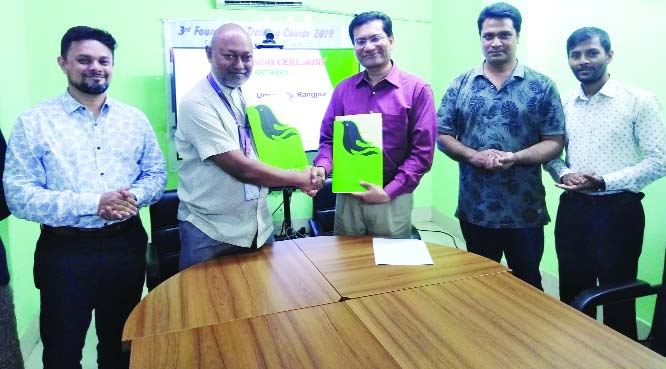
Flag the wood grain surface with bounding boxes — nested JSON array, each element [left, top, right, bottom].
[[292, 235, 510, 298], [123, 240, 340, 342], [346, 272, 666, 369], [129, 302, 400, 369]]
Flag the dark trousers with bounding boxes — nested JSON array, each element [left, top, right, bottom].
[[460, 221, 544, 290], [555, 191, 644, 339], [35, 220, 147, 369]]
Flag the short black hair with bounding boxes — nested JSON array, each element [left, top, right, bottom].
[[477, 2, 522, 35], [61, 26, 117, 58], [566, 27, 612, 54], [348, 11, 393, 43]]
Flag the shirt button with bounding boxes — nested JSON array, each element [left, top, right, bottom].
[[372, 91, 376, 95], [97, 147, 101, 150], [100, 173, 104, 176], [370, 110, 374, 113]]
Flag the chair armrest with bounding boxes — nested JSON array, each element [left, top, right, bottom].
[[571, 280, 660, 314], [145, 242, 161, 291], [410, 225, 421, 240], [309, 219, 323, 237]]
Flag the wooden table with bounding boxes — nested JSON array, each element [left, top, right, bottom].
[[347, 272, 665, 368], [123, 239, 340, 341], [123, 236, 666, 368], [291, 236, 509, 298]]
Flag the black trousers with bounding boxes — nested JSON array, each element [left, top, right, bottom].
[[460, 221, 544, 290], [35, 219, 147, 369], [555, 191, 644, 339]]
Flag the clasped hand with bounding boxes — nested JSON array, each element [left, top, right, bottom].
[[471, 149, 517, 171], [98, 188, 137, 220], [556, 172, 601, 191]]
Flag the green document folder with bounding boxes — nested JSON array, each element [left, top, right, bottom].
[[332, 113, 383, 193], [246, 104, 309, 170]]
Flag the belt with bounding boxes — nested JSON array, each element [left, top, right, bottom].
[[40, 217, 140, 237], [564, 191, 644, 202]]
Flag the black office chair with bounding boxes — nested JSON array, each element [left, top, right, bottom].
[[309, 178, 336, 236], [308, 178, 421, 239], [146, 189, 181, 291], [571, 249, 665, 356]]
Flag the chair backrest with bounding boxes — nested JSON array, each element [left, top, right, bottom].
[[146, 189, 181, 290], [309, 178, 336, 236]]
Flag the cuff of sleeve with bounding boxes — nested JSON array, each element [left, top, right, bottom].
[[130, 188, 143, 207], [79, 193, 102, 216], [601, 172, 618, 191], [383, 181, 402, 200], [314, 159, 332, 178], [553, 169, 573, 184]]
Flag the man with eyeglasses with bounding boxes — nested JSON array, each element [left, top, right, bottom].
[[436, 2, 565, 290], [313, 11, 436, 238], [175, 23, 323, 270]]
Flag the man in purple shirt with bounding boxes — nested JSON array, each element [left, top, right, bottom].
[[314, 11, 436, 238]]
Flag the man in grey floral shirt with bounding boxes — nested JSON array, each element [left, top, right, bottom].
[[436, 2, 564, 290]]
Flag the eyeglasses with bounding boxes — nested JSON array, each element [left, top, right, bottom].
[[353, 34, 387, 48], [222, 54, 253, 63]]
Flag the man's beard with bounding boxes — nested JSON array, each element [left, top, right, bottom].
[[70, 76, 110, 95]]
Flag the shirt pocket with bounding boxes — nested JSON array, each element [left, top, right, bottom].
[[382, 112, 410, 167]]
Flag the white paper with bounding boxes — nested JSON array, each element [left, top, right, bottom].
[[372, 238, 434, 265]]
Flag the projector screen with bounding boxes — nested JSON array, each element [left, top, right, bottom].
[[171, 47, 360, 152]]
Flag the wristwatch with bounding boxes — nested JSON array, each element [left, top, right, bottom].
[[594, 176, 606, 192]]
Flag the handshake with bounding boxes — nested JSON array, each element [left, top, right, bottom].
[[296, 166, 326, 197]]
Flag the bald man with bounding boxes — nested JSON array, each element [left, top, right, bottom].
[[175, 24, 322, 270]]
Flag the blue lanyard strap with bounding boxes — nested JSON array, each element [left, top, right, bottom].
[[206, 73, 252, 157]]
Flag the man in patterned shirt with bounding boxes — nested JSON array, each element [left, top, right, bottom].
[[436, 2, 565, 290], [545, 27, 666, 339], [4, 26, 167, 368]]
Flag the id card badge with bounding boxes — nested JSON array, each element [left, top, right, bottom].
[[244, 183, 261, 201], [242, 127, 261, 201]]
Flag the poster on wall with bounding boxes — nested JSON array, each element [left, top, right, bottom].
[[163, 19, 355, 171], [172, 47, 359, 153]]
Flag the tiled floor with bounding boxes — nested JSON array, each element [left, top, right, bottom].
[[23, 221, 556, 368]]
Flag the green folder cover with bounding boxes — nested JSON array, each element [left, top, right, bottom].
[[332, 113, 383, 193], [246, 104, 309, 170]]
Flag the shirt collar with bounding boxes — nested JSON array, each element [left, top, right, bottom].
[[210, 73, 240, 97], [576, 75, 617, 101], [474, 60, 525, 80], [61, 89, 111, 114], [355, 60, 400, 88]]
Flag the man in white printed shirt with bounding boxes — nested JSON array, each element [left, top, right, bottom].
[[545, 27, 666, 339]]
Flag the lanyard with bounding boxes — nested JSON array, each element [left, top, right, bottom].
[[206, 73, 252, 157]]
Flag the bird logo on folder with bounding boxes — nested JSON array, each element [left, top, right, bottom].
[[246, 105, 308, 170], [253, 105, 300, 141], [341, 120, 381, 156], [333, 113, 383, 193]]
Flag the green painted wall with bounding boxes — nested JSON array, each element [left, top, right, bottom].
[[431, 0, 666, 325]]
